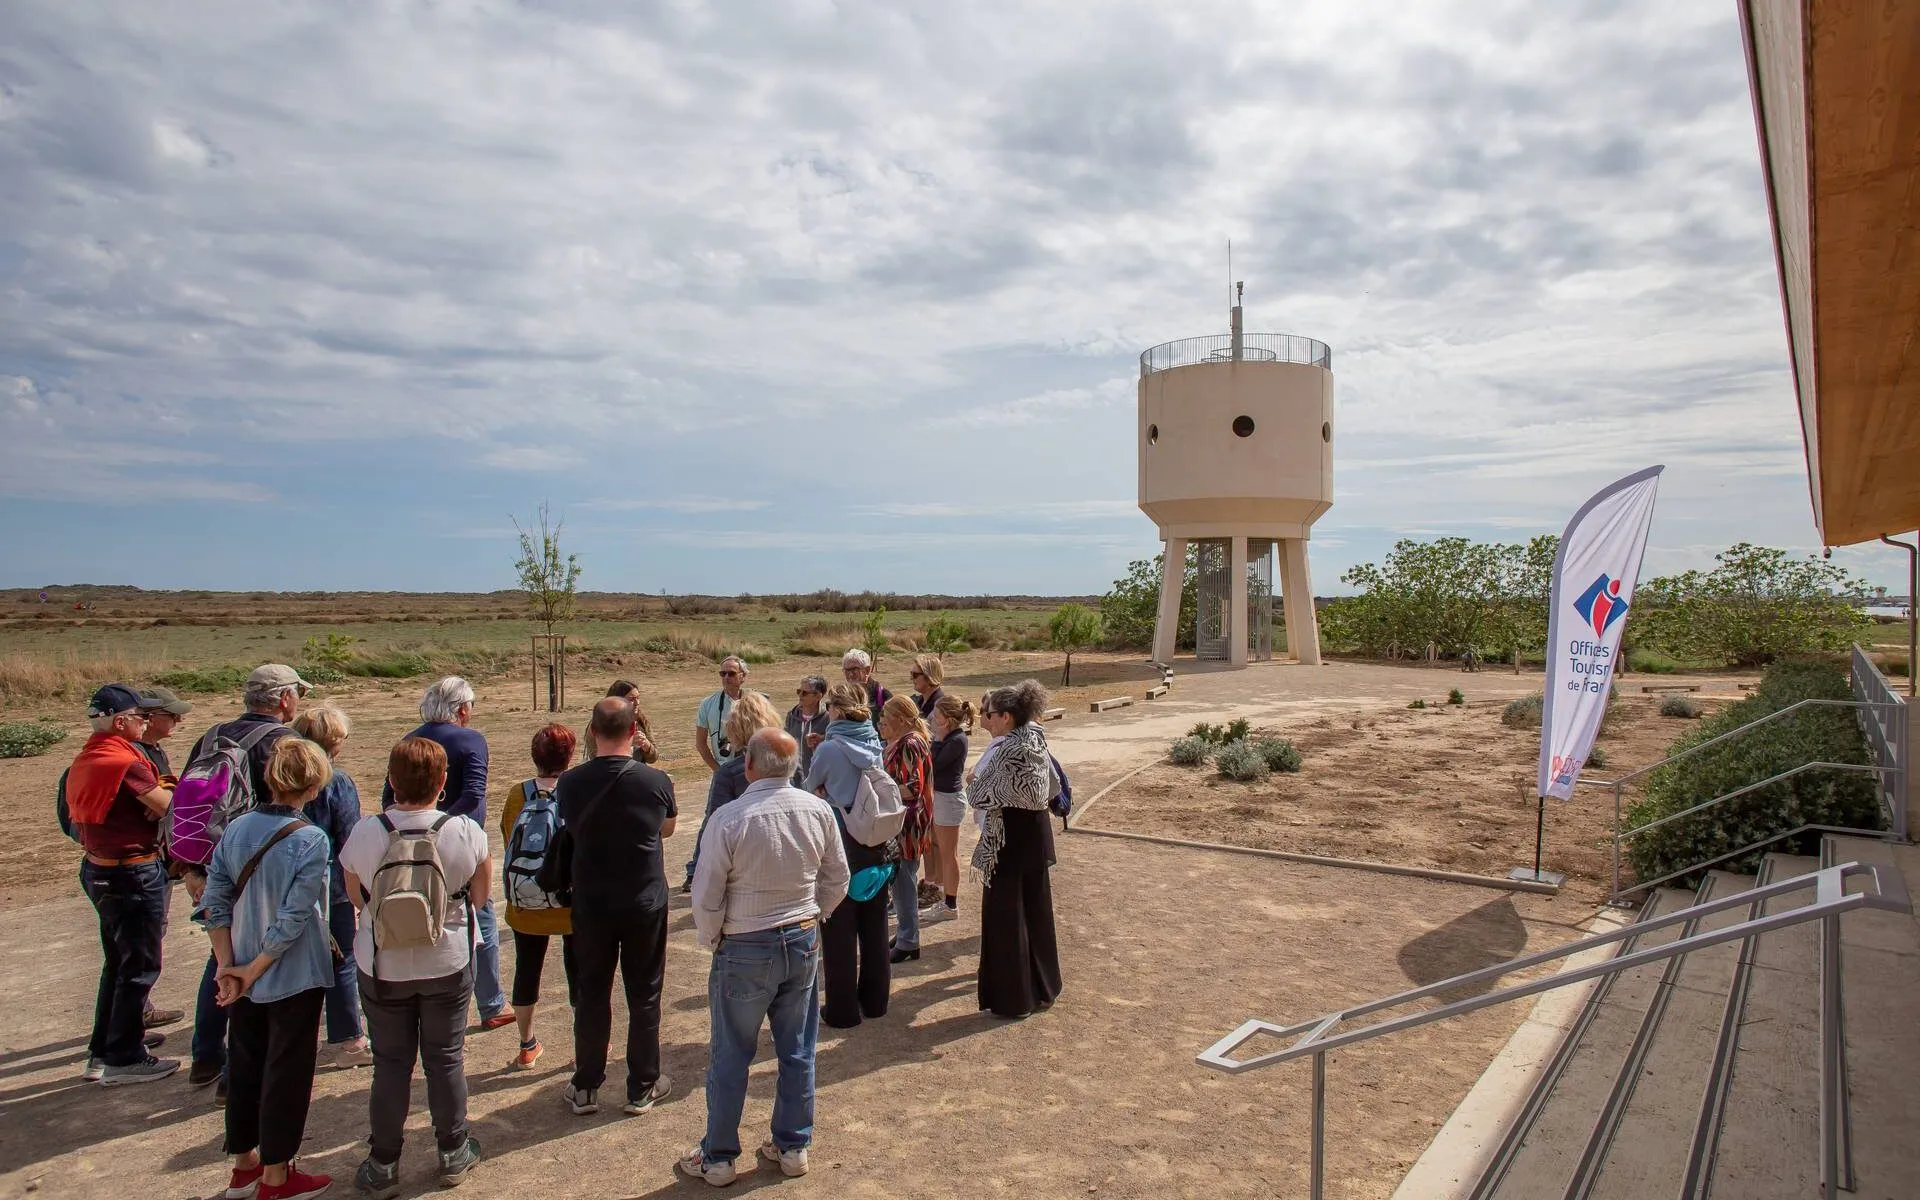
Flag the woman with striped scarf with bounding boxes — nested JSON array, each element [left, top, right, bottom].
[[967, 680, 1063, 1018], [879, 696, 935, 963]]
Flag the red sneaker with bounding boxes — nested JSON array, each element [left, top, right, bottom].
[[258, 1164, 332, 1200], [478, 1008, 517, 1032], [222, 1163, 262, 1199]]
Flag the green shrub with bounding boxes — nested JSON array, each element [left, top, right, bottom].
[[1501, 695, 1543, 728], [301, 665, 346, 685], [1253, 736, 1302, 773], [1447, 688, 1464, 706], [152, 665, 252, 694], [1625, 658, 1882, 884], [1588, 746, 1609, 769], [1629, 648, 1681, 674], [1188, 722, 1222, 744], [1214, 740, 1270, 782], [346, 652, 432, 679], [1659, 694, 1703, 719], [1225, 717, 1252, 742], [1408, 698, 1427, 710], [0, 721, 66, 758], [1169, 735, 1212, 766]]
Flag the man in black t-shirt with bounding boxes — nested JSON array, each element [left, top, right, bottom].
[[556, 697, 678, 1116]]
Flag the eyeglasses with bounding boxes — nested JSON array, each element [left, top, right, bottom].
[[719, 670, 741, 678], [982, 709, 1000, 718], [908, 670, 926, 679]]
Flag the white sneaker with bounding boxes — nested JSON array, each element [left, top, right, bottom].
[[758, 1140, 809, 1177], [328, 1038, 373, 1068], [678, 1148, 736, 1187], [921, 904, 958, 924], [82, 1057, 105, 1082]]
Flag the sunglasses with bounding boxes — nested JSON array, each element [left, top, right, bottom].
[[908, 670, 926, 679]]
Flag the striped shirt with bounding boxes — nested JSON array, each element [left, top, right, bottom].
[[690, 777, 850, 950]]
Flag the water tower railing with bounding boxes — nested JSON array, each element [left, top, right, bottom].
[[1139, 333, 1333, 377]]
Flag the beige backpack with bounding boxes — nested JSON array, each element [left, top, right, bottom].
[[366, 813, 466, 977]]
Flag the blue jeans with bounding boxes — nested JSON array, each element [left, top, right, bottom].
[[193, 951, 227, 1068], [700, 924, 821, 1166], [888, 857, 921, 952], [322, 900, 363, 1042], [79, 860, 168, 1066], [473, 901, 506, 1019]]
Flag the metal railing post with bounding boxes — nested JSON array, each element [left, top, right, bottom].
[[1310, 1051, 1326, 1200], [1611, 780, 1623, 900], [1819, 913, 1841, 1196]]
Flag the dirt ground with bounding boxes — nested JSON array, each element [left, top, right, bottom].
[[0, 656, 1745, 1199], [1081, 691, 1739, 900]]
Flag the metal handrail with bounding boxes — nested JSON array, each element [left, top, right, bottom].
[[1603, 695, 1900, 899], [1138, 332, 1333, 376], [1622, 761, 1888, 841], [1197, 862, 1904, 1200]]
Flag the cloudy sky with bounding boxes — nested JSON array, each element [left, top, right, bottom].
[[0, 0, 1907, 596]]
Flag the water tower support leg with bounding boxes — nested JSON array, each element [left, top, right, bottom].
[[1281, 539, 1322, 665], [1229, 537, 1250, 666], [1153, 538, 1186, 664]]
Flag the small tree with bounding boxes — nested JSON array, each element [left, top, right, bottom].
[[512, 501, 582, 639], [923, 613, 968, 659], [513, 501, 581, 711], [861, 605, 888, 663], [1049, 603, 1103, 687]]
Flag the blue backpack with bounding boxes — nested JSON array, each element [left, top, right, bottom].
[[1048, 754, 1072, 827], [505, 781, 565, 911]]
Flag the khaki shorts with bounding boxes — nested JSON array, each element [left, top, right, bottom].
[[932, 789, 969, 827]]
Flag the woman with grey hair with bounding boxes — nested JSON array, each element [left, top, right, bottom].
[[840, 649, 891, 729], [784, 675, 831, 782], [382, 676, 514, 1031], [967, 680, 1062, 1018]]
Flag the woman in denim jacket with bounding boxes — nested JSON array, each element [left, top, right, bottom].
[[195, 737, 336, 1200]]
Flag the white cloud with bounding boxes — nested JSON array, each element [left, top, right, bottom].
[[576, 497, 773, 514]]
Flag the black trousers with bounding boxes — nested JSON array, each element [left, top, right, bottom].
[[358, 969, 470, 1164], [510, 931, 577, 1009], [821, 891, 890, 1028], [224, 987, 325, 1165], [978, 860, 1062, 1018], [79, 860, 168, 1066], [570, 907, 666, 1098]]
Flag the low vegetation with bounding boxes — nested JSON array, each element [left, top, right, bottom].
[[1213, 740, 1270, 782], [1625, 659, 1882, 884], [1659, 694, 1704, 719], [1501, 695, 1543, 729], [0, 720, 66, 758], [1168, 722, 1302, 780]]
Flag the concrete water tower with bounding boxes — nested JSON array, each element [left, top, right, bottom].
[[1138, 283, 1332, 666]]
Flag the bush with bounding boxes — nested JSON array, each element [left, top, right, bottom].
[[1189, 722, 1221, 743], [1625, 658, 1882, 884], [1502, 695, 1543, 728], [152, 665, 252, 694], [1408, 698, 1427, 710], [302, 665, 346, 685], [1659, 694, 1703, 719], [1629, 648, 1681, 674], [1447, 688, 1465, 706], [1588, 746, 1609, 769], [1214, 740, 1270, 782], [0, 720, 66, 758], [346, 652, 432, 679], [1253, 736, 1302, 773], [1224, 717, 1251, 742], [1169, 736, 1212, 766]]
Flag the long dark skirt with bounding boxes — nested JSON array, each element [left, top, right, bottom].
[[977, 808, 1062, 1018]]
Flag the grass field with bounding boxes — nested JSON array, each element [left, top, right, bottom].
[[0, 589, 1079, 705]]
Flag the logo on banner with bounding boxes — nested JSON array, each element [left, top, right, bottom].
[[1573, 574, 1629, 637]]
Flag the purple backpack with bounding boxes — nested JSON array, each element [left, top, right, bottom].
[[168, 723, 277, 865]]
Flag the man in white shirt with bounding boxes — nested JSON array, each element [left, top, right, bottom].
[[679, 730, 849, 1187]]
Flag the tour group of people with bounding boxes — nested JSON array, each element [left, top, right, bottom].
[[65, 648, 1064, 1196]]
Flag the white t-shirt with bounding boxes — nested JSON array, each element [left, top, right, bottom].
[[339, 807, 489, 982]]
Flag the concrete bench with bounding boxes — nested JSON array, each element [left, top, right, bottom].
[[1041, 707, 1066, 721], [1089, 696, 1133, 713], [1639, 683, 1701, 694], [1145, 684, 1169, 700]]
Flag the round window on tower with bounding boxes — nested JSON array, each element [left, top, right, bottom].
[[1322, 421, 1331, 443], [1147, 424, 1159, 445], [1232, 415, 1255, 438]]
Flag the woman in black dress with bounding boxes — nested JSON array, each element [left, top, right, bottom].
[[967, 680, 1062, 1018]]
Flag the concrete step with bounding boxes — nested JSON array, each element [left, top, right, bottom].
[[1585, 871, 1757, 1200], [1824, 836, 1920, 1200], [1704, 855, 1832, 1200], [1483, 885, 1701, 1200]]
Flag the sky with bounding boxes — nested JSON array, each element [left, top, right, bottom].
[[0, 0, 1909, 597]]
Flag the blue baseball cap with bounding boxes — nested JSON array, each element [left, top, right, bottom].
[[88, 683, 144, 718]]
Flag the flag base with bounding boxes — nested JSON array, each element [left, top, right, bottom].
[[1508, 866, 1566, 887]]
